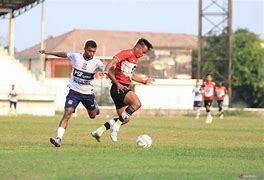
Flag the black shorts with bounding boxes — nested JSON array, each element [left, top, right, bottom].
[[193, 101, 202, 107], [217, 100, 223, 106], [110, 83, 131, 110], [9, 101, 17, 109], [204, 100, 213, 108]]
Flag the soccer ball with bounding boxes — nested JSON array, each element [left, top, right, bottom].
[[136, 134, 152, 148]]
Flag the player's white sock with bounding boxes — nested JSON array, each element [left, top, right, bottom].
[[121, 111, 130, 120], [196, 109, 200, 118], [113, 111, 130, 130], [57, 127, 65, 140], [96, 119, 115, 136]]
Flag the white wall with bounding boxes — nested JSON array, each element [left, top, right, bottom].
[[135, 79, 197, 109], [44, 78, 199, 111]]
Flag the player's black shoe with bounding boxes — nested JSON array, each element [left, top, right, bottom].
[[50, 137, 61, 147]]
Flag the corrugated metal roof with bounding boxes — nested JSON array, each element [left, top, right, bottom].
[[0, 0, 42, 17], [16, 29, 198, 60]]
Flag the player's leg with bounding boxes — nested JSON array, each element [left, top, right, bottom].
[[205, 100, 213, 123], [194, 101, 200, 119], [14, 102, 17, 115], [197, 101, 201, 119], [50, 107, 74, 147], [109, 91, 141, 141], [218, 100, 224, 119], [91, 83, 128, 141], [9, 101, 12, 114], [50, 90, 79, 147]]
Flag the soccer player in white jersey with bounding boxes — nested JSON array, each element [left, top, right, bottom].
[[192, 80, 203, 119], [39, 40, 105, 147], [8, 84, 18, 115]]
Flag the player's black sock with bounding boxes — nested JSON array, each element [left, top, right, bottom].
[[103, 122, 110, 130], [113, 117, 119, 122], [119, 105, 136, 122], [126, 105, 136, 115]]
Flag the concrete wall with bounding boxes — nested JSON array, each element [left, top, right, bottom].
[[135, 79, 196, 109], [43, 78, 199, 111], [0, 94, 55, 116]]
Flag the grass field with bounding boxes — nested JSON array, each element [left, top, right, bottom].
[[0, 112, 263, 179]]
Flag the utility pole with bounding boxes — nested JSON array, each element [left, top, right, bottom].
[[227, 0, 233, 107], [197, 0, 202, 79], [198, 0, 233, 107], [39, 0, 45, 80]]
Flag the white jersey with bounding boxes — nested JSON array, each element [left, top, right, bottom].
[[192, 86, 203, 101], [67, 53, 105, 94], [9, 89, 18, 102]]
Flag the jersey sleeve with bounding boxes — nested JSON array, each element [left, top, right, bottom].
[[66, 53, 76, 63], [114, 50, 131, 62], [96, 59, 106, 71]]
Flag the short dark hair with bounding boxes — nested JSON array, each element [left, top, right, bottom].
[[206, 73, 212, 77], [136, 38, 153, 50], [85, 40, 97, 48]]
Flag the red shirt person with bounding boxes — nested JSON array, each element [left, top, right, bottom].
[[114, 49, 138, 86], [215, 83, 227, 101], [215, 82, 228, 118], [201, 74, 216, 123], [92, 38, 154, 142]]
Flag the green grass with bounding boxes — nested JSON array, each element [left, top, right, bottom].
[[0, 113, 263, 180]]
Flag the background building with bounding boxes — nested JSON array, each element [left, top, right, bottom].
[[17, 29, 197, 79]]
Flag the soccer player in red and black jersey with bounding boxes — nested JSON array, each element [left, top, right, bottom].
[[215, 82, 228, 119], [201, 74, 216, 124], [91, 38, 154, 142]]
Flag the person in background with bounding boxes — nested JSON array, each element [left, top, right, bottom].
[[8, 84, 18, 115], [215, 82, 228, 119], [201, 74, 216, 124], [192, 80, 203, 119]]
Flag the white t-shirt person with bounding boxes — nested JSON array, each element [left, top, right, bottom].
[[66, 52, 105, 94], [193, 86, 203, 102], [9, 89, 18, 102]]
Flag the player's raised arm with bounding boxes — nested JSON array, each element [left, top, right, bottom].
[[132, 74, 154, 85], [39, 50, 67, 58]]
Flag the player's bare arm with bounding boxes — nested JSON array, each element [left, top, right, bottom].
[[132, 74, 154, 85], [39, 50, 67, 58], [104, 57, 128, 93]]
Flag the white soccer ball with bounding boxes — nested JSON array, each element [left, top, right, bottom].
[[136, 134, 152, 148]]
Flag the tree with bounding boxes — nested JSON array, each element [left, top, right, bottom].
[[193, 28, 264, 107], [232, 29, 264, 107], [202, 32, 229, 83]]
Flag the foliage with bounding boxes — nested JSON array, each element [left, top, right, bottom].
[[193, 29, 264, 107]]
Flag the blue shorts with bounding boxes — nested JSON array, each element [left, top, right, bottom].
[[65, 89, 96, 113], [193, 101, 202, 107]]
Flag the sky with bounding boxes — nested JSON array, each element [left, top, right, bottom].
[[0, 0, 263, 51]]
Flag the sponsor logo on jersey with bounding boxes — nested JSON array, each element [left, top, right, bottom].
[[73, 68, 95, 80]]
